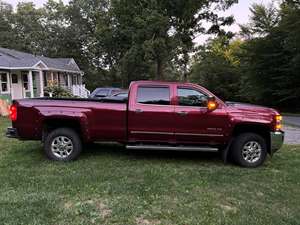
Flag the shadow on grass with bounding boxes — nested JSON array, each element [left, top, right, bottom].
[[81, 142, 222, 164]]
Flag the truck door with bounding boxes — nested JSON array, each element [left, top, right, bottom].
[[174, 86, 229, 145], [128, 84, 175, 143]]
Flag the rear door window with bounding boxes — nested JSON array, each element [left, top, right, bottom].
[[137, 86, 170, 105]]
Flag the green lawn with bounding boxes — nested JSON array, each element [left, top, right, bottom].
[[0, 117, 300, 225]]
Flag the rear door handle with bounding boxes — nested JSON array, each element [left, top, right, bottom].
[[135, 109, 143, 114], [177, 111, 188, 116]]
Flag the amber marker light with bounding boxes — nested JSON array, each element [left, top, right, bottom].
[[275, 114, 282, 130], [276, 115, 282, 121], [207, 101, 217, 111]]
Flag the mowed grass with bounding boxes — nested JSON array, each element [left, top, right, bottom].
[[0, 117, 300, 225]]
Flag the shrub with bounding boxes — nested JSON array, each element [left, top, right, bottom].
[[44, 80, 74, 98]]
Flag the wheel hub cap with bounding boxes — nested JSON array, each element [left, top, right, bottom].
[[51, 136, 73, 159], [242, 141, 262, 163]]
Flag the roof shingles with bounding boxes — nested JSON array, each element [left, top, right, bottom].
[[0, 47, 81, 73]]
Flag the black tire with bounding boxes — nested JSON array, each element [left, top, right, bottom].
[[44, 128, 82, 161], [231, 133, 267, 168]]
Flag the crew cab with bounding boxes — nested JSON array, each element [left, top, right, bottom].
[[6, 81, 284, 167]]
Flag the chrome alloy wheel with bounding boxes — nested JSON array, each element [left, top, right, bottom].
[[242, 141, 262, 163], [51, 136, 73, 159]]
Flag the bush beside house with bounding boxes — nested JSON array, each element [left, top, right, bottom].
[[0, 99, 9, 116]]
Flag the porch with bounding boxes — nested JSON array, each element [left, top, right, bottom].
[[0, 48, 89, 101], [0, 70, 90, 100]]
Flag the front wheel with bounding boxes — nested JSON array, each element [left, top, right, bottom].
[[231, 133, 267, 168], [44, 128, 82, 161]]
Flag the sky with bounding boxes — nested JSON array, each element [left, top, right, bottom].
[[8, 0, 273, 44]]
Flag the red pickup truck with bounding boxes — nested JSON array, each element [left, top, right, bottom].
[[6, 81, 284, 167]]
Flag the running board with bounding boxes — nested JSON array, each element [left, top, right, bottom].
[[126, 145, 219, 152]]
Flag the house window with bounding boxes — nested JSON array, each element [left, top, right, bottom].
[[11, 74, 18, 84], [0, 73, 9, 93], [22, 72, 29, 91]]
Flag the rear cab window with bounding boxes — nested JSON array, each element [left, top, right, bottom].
[[96, 89, 109, 97], [137, 86, 170, 105]]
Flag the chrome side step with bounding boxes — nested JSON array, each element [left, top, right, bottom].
[[126, 145, 219, 152]]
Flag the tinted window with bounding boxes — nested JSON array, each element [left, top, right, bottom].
[[96, 89, 109, 97], [137, 87, 170, 105], [115, 92, 128, 97], [177, 88, 208, 107]]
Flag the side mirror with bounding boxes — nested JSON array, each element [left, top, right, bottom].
[[207, 96, 218, 111]]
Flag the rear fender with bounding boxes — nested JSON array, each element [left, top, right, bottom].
[[38, 109, 92, 142]]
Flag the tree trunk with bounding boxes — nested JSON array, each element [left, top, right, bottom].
[[156, 58, 164, 80], [182, 63, 188, 82]]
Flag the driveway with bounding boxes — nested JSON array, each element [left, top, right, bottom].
[[284, 116, 300, 128], [284, 125, 300, 145]]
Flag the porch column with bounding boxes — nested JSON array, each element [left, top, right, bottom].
[[67, 74, 71, 88], [28, 70, 34, 98], [39, 70, 44, 97]]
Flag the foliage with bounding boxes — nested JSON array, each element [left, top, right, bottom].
[[190, 1, 300, 111], [0, 1, 14, 48], [44, 80, 74, 98], [238, 1, 300, 109], [239, 3, 279, 38], [190, 37, 243, 101], [0, 0, 299, 110], [0, 0, 237, 87]]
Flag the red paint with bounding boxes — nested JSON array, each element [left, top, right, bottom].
[[10, 81, 281, 146], [9, 105, 17, 121]]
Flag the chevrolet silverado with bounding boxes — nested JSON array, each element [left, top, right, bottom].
[[6, 81, 284, 167]]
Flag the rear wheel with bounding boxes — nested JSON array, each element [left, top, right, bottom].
[[231, 133, 267, 168], [44, 128, 82, 161]]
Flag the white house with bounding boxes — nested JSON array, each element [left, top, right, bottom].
[[0, 47, 90, 101]]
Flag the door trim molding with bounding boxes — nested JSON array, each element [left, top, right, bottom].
[[131, 131, 173, 135], [176, 132, 224, 137], [131, 130, 223, 137]]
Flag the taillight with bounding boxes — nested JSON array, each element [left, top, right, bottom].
[[9, 105, 17, 121], [275, 114, 282, 130]]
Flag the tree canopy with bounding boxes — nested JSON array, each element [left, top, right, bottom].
[[0, 0, 299, 111]]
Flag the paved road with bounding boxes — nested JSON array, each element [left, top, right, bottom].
[[284, 116, 300, 128], [284, 125, 300, 145]]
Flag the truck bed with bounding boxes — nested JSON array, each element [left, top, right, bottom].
[[12, 97, 128, 142]]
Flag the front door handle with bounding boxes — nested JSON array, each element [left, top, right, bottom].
[[135, 109, 143, 114], [177, 111, 188, 116]]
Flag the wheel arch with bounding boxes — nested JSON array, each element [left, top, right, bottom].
[[222, 122, 272, 163], [42, 117, 90, 143], [231, 123, 271, 154]]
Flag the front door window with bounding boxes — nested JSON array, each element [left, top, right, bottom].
[[177, 88, 208, 107]]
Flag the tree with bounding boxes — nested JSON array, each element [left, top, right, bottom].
[[239, 1, 300, 110], [240, 3, 279, 38], [0, 1, 14, 48], [12, 2, 45, 54], [190, 37, 242, 101]]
